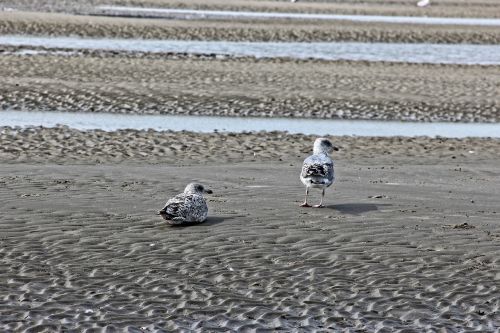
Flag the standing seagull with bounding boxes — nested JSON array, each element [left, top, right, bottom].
[[158, 183, 212, 225], [300, 138, 338, 208]]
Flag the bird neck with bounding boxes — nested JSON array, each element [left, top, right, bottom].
[[185, 190, 202, 195], [313, 149, 329, 155]]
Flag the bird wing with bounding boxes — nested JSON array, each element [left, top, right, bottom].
[[160, 193, 207, 222], [184, 194, 208, 222], [301, 154, 334, 180], [160, 193, 187, 220]]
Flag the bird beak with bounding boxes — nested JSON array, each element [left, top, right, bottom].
[[333, 146, 339, 151], [205, 189, 213, 194]]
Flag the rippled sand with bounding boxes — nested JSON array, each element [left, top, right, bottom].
[[3, 0, 500, 18], [1, 10, 499, 45], [1, 0, 499, 330], [1, 0, 499, 122], [2, 126, 500, 164], [2, 0, 500, 45], [1, 129, 499, 331], [0, 51, 498, 122]]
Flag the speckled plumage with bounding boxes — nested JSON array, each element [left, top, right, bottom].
[[299, 138, 337, 207], [159, 183, 211, 225], [300, 153, 334, 189]]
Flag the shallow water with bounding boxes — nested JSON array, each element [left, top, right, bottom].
[[1, 35, 500, 65], [2, 49, 79, 56], [2, 110, 499, 138], [96, 6, 500, 26]]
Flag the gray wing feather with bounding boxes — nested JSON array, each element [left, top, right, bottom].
[[162, 194, 185, 219], [161, 193, 208, 223], [301, 154, 334, 182]]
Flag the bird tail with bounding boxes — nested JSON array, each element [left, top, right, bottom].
[[158, 207, 174, 220], [306, 165, 327, 177]]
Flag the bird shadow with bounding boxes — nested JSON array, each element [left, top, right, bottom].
[[201, 216, 232, 226], [325, 203, 391, 215]]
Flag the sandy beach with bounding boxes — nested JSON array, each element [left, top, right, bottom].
[[1, 52, 498, 122], [2, 11, 500, 44], [1, 130, 500, 331], [1, 0, 500, 331], [2, 126, 500, 164], [0, 0, 499, 124], [2, 0, 500, 18]]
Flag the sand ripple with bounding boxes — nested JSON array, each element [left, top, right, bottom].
[[1, 126, 499, 165], [1, 161, 499, 331], [1, 53, 498, 122]]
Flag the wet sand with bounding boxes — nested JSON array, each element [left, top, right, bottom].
[[1, 127, 500, 331], [2, 0, 499, 46], [2, 126, 500, 164], [1, 52, 498, 122], [1, 10, 500, 44], [1, 0, 499, 123], [1, 0, 500, 331], [2, 0, 500, 18]]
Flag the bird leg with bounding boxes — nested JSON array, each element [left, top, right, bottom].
[[313, 189, 325, 208], [300, 187, 311, 207]]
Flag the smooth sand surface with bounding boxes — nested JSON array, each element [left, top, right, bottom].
[[1, 134, 499, 331]]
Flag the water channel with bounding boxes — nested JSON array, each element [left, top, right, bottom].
[[2, 110, 499, 138]]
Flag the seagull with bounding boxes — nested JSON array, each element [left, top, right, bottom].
[[300, 138, 338, 208], [158, 183, 212, 225]]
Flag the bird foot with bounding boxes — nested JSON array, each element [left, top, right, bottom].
[[313, 204, 324, 208], [300, 202, 311, 207]]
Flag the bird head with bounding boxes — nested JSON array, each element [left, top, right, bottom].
[[184, 183, 213, 195], [313, 138, 338, 155]]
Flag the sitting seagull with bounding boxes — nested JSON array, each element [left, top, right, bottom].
[[158, 183, 212, 225], [300, 138, 338, 208]]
